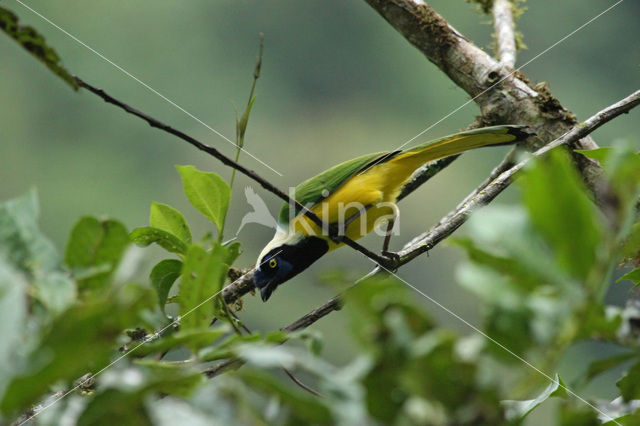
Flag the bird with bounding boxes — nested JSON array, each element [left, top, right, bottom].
[[254, 125, 532, 301], [236, 186, 278, 236]]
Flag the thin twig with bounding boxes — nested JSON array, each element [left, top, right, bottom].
[[227, 309, 323, 397], [74, 76, 390, 267], [492, 0, 517, 67], [203, 294, 343, 379]]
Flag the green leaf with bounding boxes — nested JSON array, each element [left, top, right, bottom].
[[239, 368, 332, 423], [618, 268, 640, 286], [150, 202, 191, 244], [455, 205, 571, 289], [617, 361, 640, 401], [519, 150, 604, 281], [502, 374, 567, 420], [224, 241, 243, 263], [235, 343, 298, 369], [0, 258, 28, 400], [65, 217, 130, 291], [132, 361, 204, 398], [575, 147, 614, 164], [78, 362, 203, 425], [559, 404, 600, 425], [0, 7, 78, 90], [622, 221, 640, 262], [78, 388, 151, 426], [0, 188, 59, 273], [453, 236, 552, 290], [236, 95, 257, 146], [32, 270, 76, 315], [176, 165, 230, 232], [584, 352, 638, 383], [178, 244, 234, 334], [150, 259, 182, 314], [131, 327, 228, 358], [1, 285, 153, 413], [130, 227, 187, 255], [198, 333, 262, 362]]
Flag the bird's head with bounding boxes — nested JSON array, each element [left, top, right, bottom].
[[254, 230, 329, 302]]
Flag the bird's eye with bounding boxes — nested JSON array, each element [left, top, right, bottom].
[[268, 258, 278, 269]]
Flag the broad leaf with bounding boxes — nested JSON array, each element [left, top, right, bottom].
[[65, 217, 130, 291], [617, 361, 640, 401], [78, 389, 150, 426], [150, 202, 191, 244], [0, 188, 58, 273], [0, 190, 76, 315], [79, 363, 203, 424], [131, 328, 228, 358], [239, 368, 332, 423], [150, 259, 183, 314], [519, 150, 603, 281], [0, 258, 28, 400], [178, 244, 235, 334], [130, 227, 187, 255], [176, 165, 230, 232], [32, 270, 76, 315], [575, 147, 614, 165], [502, 374, 567, 420], [585, 352, 638, 384], [618, 268, 640, 286], [1, 285, 153, 413]]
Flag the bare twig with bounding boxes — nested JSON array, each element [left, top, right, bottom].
[[492, 0, 517, 67], [74, 76, 391, 267], [282, 295, 343, 333], [396, 156, 459, 201]]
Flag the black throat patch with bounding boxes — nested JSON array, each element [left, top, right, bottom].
[[280, 236, 330, 278], [257, 236, 330, 301]]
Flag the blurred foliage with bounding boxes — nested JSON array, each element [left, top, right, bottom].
[[2, 144, 640, 424], [2, 2, 640, 425]]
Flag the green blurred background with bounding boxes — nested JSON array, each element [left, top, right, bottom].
[[1, 0, 639, 409]]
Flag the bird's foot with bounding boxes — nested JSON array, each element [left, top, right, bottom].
[[380, 250, 401, 272], [327, 223, 344, 244]]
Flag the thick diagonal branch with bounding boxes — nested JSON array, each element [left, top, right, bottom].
[[363, 0, 602, 193]]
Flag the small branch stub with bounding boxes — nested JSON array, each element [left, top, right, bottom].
[[492, 0, 517, 67]]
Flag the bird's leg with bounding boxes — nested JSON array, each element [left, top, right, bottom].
[[380, 218, 400, 270]]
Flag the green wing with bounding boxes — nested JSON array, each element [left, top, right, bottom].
[[278, 125, 531, 226], [278, 151, 390, 226]]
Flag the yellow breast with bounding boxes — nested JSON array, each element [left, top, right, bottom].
[[290, 161, 412, 251]]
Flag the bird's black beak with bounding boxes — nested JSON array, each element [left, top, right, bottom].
[[254, 271, 277, 302], [259, 282, 275, 302]]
